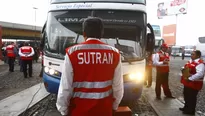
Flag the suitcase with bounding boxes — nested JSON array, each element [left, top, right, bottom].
[[115, 106, 132, 116]]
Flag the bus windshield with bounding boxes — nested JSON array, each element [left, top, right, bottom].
[[51, 0, 146, 4], [185, 45, 194, 49], [45, 10, 146, 61], [152, 25, 161, 37], [171, 47, 182, 53]]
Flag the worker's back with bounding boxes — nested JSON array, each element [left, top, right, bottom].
[[66, 38, 120, 116]]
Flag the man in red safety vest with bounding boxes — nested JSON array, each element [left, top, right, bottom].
[[153, 43, 175, 100], [56, 17, 124, 116], [179, 50, 205, 115], [6, 42, 17, 72], [18, 43, 34, 78]]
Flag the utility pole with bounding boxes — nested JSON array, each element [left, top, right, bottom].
[[33, 7, 38, 47]]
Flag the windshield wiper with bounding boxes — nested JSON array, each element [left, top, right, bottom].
[[120, 51, 132, 64]]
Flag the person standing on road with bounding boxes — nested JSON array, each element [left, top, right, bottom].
[[5, 42, 17, 72], [18, 43, 35, 78], [182, 48, 185, 60], [179, 50, 205, 115], [18, 42, 25, 72], [56, 17, 124, 116], [144, 52, 155, 88], [153, 43, 175, 100]]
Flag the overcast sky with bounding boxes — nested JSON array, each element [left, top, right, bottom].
[[0, 0, 49, 26], [0, 0, 204, 45]]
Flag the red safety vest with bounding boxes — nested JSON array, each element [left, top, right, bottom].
[[181, 59, 204, 90], [20, 46, 33, 60], [66, 39, 120, 116], [6, 45, 15, 57], [156, 51, 170, 73]]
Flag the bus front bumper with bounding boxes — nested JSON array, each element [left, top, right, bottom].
[[43, 72, 60, 94], [42, 73, 143, 102]]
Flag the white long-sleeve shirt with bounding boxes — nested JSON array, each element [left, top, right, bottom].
[[56, 54, 124, 115], [18, 47, 35, 57], [188, 58, 205, 81], [153, 51, 168, 66]]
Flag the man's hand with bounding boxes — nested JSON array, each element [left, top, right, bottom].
[[186, 77, 192, 82], [163, 59, 169, 64]]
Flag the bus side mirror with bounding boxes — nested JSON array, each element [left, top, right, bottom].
[[158, 39, 164, 47], [146, 23, 155, 53]]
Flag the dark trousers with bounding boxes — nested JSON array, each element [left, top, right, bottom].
[[182, 54, 185, 60], [39, 63, 43, 77], [144, 66, 152, 86], [183, 86, 199, 113], [22, 60, 32, 78], [19, 59, 23, 72], [8, 57, 15, 72], [155, 71, 172, 97]]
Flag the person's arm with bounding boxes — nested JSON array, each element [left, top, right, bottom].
[[27, 48, 35, 57], [18, 48, 26, 57], [153, 53, 163, 66], [56, 55, 73, 116], [188, 63, 205, 81], [112, 55, 124, 111], [13, 47, 18, 56]]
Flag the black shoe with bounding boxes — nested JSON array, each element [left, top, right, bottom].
[[146, 85, 152, 88], [166, 96, 175, 99], [183, 111, 195, 115], [156, 96, 161, 100], [179, 108, 184, 111]]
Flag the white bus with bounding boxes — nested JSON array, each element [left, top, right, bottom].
[[196, 37, 205, 60], [151, 25, 164, 52], [42, 0, 155, 104], [184, 45, 195, 57], [171, 45, 182, 56]]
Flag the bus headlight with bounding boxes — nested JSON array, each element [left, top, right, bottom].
[[49, 69, 55, 75], [44, 67, 49, 73], [128, 72, 144, 81], [44, 67, 61, 77]]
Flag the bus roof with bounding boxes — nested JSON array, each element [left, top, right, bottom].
[[51, 0, 146, 4]]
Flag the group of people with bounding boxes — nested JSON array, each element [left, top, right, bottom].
[[54, 17, 204, 116], [144, 43, 204, 115], [3, 17, 203, 116], [5, 42, 35, 78]]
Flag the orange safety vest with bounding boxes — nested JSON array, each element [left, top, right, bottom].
[[20, 46, 33, 60], [156, 51, 170, 73], [6, 45, 15, 57], [66, 39, 120, 116], [181, 60, 204, 90]]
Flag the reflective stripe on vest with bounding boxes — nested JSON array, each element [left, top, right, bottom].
[[73, 89, 112, 99], [7, 50, 13, 53], [73, 80, 112, 88], [68, 44, 119, 55]]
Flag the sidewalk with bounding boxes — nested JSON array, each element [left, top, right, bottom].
[[0, 61, 8, 76], [0, 60, 4, 65], [144, 82, 199, 116], [0, 83, 49, 116]]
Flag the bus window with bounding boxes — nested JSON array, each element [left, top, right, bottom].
[[199, 37, 205, 43]]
